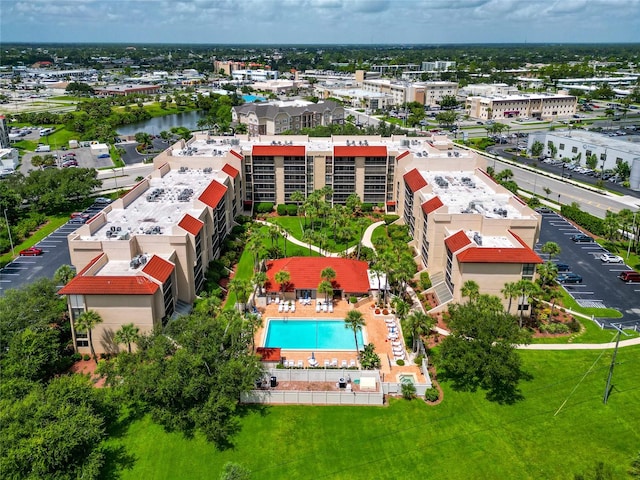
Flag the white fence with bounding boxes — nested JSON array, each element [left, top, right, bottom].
[[241, 368, 384, 406]]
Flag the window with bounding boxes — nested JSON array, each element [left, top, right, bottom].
[[559, 143, 565, 150], [522, 263, 535, 279], [572, 146, 578, 153], [600, 153, 607, 161], [75, 332, 89, 348]]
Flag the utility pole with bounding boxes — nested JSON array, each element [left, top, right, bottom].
[[603, 324, 626, 404], [3, 208, 14, 256]]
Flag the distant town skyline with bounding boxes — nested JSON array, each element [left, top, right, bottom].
[[2, 0, 640, 45]]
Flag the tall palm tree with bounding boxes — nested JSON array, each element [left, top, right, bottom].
[[344, 309, 365, 360], [252, 271, 268, 298], [320, 267, 336, 285], [317, 280, 333, 303], [461, 280, 480, 303], [267, 225, 280, 248], [274, 270, 291, 301], [391, 297, 411, 323], [515, 279, 541, 328], [405, 310, 434, 353], [54, 264, 76, 286], [540, 241, 561, 263], [74, 310, 103, 363], [228, 278, 252, 313], [501, 281, 520, 314], [245, 313, 263, 353], [114, 323, 140, 354]]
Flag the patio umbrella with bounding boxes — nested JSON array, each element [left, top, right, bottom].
[[311, 352, 315, 360]]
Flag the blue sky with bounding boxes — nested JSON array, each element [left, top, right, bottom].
[[2, 0, 640, 44]]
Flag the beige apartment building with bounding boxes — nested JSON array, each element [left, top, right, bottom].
[[465, 92, 577, 120], [60, 133, 541, 354], [361, 79, 458, 107]]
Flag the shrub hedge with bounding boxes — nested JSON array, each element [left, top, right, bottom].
[[561, 203, 605, 236]]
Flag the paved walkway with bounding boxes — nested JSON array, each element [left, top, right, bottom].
[[257, 219, 385, 258], [518, 336, 640, 350]]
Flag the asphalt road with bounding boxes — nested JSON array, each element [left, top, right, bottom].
[[536, 210, 640, 330]]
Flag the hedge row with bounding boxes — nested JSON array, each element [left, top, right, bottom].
[[560, 204, 605, 237], [276, 204, 299, 216]]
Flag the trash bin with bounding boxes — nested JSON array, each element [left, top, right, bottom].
[[338, 378, 347, 389], [270, 376, 277, 388]]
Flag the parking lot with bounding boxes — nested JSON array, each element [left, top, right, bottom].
[[536, 210, 640, 331], [0, 202, 108, 294]]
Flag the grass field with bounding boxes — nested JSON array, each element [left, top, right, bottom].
[[101, 347, 640, 479]]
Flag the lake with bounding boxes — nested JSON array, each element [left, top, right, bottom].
[[117, 110, 208, 136]]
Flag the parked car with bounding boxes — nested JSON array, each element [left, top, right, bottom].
[[97, 153, 111, 159], [618, 271, 640, 283], [554, 263, 571, 272], [557, 272, 583, 284], [571, 233, 593, 243], [19, 247, 43, 256], [70, 212, 90, 219], [93, 197, 112, 205], [600, 253, 624, 264], [68, 217, 88, 224], [62, 160, 78, 168], [535, 207, 552, 214]]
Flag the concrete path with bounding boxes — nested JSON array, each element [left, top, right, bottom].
[[361, 221, 385, 250], [518, 335, 640, 350]]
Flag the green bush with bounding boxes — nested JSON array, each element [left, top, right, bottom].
[[235, 215, 252, 225], [414, 354, 424, 365], [276, 204, 287, 216], [349, 296, 357, 304], [396, 359, 405, 366], [71, 352, 82, 362], [401, 381, 416, 400], [286, 204, 298, 216], [561, 204, 605, 237], [540, 322, 570, 334], [82, 354, 90, 361], [383, 214, 399, 225], [254, 202, 274, 214], [568, 318, 581, 333], [419, 271, 432, 290], [424, 387, 439, 402]]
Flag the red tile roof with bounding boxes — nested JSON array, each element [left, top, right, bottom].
[[253, 145, 305, 156], [421, 196, 444, 215], [334, 146, 387, 157], [222, 163, 239, 178], [396, 151, 410, 161], [142, 255, 175, 283], [77, 253, 106, 276], [256, 347, 282, 362], [455, 230, 543, 264], [198, 179, 227, 208], [265, 257, 370, 293], [178, 214, 204, 235], [444, 230, 472, 253], [58, 275, 159, 295], [230, 149, 243, 160], [403, 168, 427, 192]]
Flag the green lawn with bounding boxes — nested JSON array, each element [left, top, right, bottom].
[[267, 216, 372, 253], [223, 225, 320, 309], [532, 316, 639, 344], [13, 126, 78, 151], [370, 224, 387, 246], [101, 347, 640, 479]]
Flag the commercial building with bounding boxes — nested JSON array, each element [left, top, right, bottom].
[[60, 133, 541, 354], [465, 92, 577, 120], [231, 69, 278, 82], [94, 84, 162, 96], [527, 130, 640, 190], [361, 79, 458, 107], [232, 100, 344, 136]]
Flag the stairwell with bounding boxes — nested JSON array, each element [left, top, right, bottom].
[[428, 271, 453, 305]]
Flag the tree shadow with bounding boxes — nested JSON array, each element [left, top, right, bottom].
[[98, 445, 137, 480]]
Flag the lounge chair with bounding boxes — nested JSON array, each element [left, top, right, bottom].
[[331, 358, 338, 367], [322, 303, 328, 313], [290, 303, 296, 313], [278, 303, 284, 313], [349, 359, 356, 368], [391, 341, 402, 348], [308, 358, 318, 367], [328, 303, 333, 313], [316, 303, 321, 313], [388, 334, 399, 340], [394, 353, 405, 361], [275, 298, 280, 304], [341, 360, 348, 368], [284, 303, 290, 313], [297, 360, 304, 368], [324, 359, 330, 368]]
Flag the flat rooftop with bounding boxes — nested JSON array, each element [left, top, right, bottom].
[[421, 170, 526, 219], [549, 130, 640, 153], [84, 167, 227, 241]]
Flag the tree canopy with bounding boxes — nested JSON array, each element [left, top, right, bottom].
[[438, 294, 531, 403]]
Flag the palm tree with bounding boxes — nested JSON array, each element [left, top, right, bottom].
[[320, 267, 336, 284], [228, 278, 252, 313], [245, 313, 263, 353], [74, 310, 103, 363], [114, 323, 140, 354], [461, 280, 480, 303], [501, 281, 520, 314], [267, 225, 280, 248], [54, 264, 76, 286], [391, 297, 411, 323], [405, 310, 434, 353], [317, 280, 333, 303], [540, 241, 561, 263], [252, 271, 268, 298], [274, 270, 291, 301], [515, 279, 541, 328], [344, 309, 365, 360], [290, 190, 306, 232]]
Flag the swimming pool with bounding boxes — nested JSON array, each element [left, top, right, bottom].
[[242, 94, 266, 103], [264, 318, 365, 350]]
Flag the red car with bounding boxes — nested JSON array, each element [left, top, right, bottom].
[[19, 247, 43, 256], [70, 212, 90, 219]]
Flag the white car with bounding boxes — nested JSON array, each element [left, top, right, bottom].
[[600, 253, 624, 264]]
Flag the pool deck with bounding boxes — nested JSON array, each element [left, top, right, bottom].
[[255, 298, 424, 383]]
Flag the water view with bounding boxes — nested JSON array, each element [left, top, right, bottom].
[[117, 110, 208, 136]]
